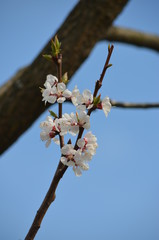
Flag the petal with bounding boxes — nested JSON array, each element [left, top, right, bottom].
[[46, 74, 58, 86], [48, 96, 57, 104], [40, 131, 49, 141], [42, 88, 51, 98], [61, 144, 74, 155], [63, 89, 72, 98], [57, 97, 66, 103], [53, 137, 60, 145], [73, 166, 82, 177], [76, 105, 86, 111], [44, 81, 52, 89], [57, 82, 66, 93], [45, 139, 51, 148], [83, 122, 90, 130], [80, 161, 89, 171], [69, 126, 79, 136], [61, 157, 68, 165], [77, 138, 85, 148], [83, 89, 92, 101]]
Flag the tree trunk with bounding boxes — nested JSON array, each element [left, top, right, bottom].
[[0, 0, 128, 155]]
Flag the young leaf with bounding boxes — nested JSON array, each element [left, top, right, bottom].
[[106, 63, 113, 69], [51, 36, 61, 56], [49, 110, 58, 118], [43, 54, 52, 61], [93, 95, 101, 106], [62, 72, 69, 84]]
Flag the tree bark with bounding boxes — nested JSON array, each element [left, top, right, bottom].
[[0, 0, 129, 155]]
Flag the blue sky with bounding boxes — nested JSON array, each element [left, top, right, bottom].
[[0, 1, 159, 240]]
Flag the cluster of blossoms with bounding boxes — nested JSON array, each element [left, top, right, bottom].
[[61, 132, 97, 176], [40, 74, 111, 176]]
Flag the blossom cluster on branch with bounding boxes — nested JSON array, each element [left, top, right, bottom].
[[39, 37, 113, 176], [25, 38, 114, 240], [40, 74, 111, 176]]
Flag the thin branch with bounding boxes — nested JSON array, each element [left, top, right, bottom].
[[93, 45, 114, 98], [105, 26, 159, 52], [56, 54, 65, 148], [74, 45, 114, 150], [25, 161, 68, 240], [111, 100, 159, 109]]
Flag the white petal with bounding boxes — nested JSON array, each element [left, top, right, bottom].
[[42, 88, 51, 98], [83, 122, 90, 130], [57, 97, 66, 103], [83, 89, 93, 101], [45, 139, 51, 148], [69, 126, 79, 136], [40, 131, 49, 141], [73, 166, 82, 177], [63, 89, 72, 98], [80, 161, 89, 171], [48, 96, 57, 104], [44, 81, 52, 89], [53, 137, 60, 145], [61, 156, 68, 165], [61, 144, 75, 155], [102, 97, 111, 117], [45, 74, 58, 87], [77, 138, 85, 148], [57, 82, 66, 93], [82, 152, 93, 161], [76, 105, 86, 111]]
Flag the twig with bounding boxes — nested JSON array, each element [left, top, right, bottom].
[[111, 100, 159, 109], [25, 44, 114, 239], [25, 161, 68, 240], [93, 45, 114, 98], [25, 53, 67, 240], [56, 54, 65, 148], [74, 45, 114, 150]]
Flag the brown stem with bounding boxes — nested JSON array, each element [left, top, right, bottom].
[[56, 54, 65, 148], [74, 45, 114, 149], [25, 161, 68, 240], [93, 45, 114, 98]]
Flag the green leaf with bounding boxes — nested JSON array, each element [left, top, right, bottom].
[[106, 63, 113, 69], [93, 95, 101, 105], [43, 54, 52, 61], [49, 110, 58, 118], [55, 35, 61, 49], [51, 35, 61, 56], [62, 72, 69, 84]]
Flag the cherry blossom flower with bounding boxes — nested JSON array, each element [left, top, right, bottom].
[[60, 144, 89, 176], [60, 111, 90, 136], [40, 116, 60, 147], [77, 132, 98, 160], [44, 74, 58, 88], [42, 74, 72, 104], [97, 96, 111, 117], [76, 89, 94, 111]]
